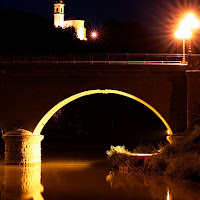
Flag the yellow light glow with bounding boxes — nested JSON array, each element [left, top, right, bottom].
[[3, 129, 44, 165], [166, 188, 172, 200], [33, 89, 173, 137], [166, 130, 173, 144], [175, 28, 192, 39], [183, 13, 199, 29], [4, 165, 44, 200], [106, 145, 157, 157], [43, 161, 92, 169], [167, 130, 172, 135], [175, 13, 199, 39], [127, 152, 155, 156], [77, 27, 86, 40]]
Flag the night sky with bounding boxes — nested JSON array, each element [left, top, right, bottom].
[[1, 0, 157, 23], [2, 0, 200, 25]]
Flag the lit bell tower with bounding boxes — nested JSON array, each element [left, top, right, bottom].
[[54, 0, 65, 28]]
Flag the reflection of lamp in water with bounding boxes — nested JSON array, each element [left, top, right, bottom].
[[106, 171, 173, 200], [106, 171, 114, 187], [166, 188, 172, 200], [2, 164, 44, 200]]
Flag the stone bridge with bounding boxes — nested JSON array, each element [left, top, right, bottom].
[[0, 62, 193, 134], [2, 61, 200, 164]]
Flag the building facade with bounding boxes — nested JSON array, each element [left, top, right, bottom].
[[54, 0, 87, 40]]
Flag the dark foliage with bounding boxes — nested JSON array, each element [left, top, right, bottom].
[[99, 19, 162, 53], [0, 9, 86, 55], [0, 9, 163, 55]]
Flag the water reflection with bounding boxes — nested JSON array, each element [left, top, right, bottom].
[[0, 161, 199, 200], [2, 164, 44, 200], [106, 171, 200, 200], [166, 188, 172, 200]]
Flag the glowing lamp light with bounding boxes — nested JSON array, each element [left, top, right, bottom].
[[175, 13, 199, 63], [91, 31, 97, 38], [175, 28, 192, 39], [182, 13, 199, 30], [175, 13, 199, 39]]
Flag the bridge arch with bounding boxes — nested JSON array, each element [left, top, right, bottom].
[[33, 89, 173, 136]]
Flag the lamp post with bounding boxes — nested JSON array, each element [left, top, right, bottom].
[[188, 38, 192, 55], [183, 37, 186, 63], [175, 14, 199, 64], [175, 28, 191, 64]]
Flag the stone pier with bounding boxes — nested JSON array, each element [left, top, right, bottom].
[[2, 129, 44, 165]]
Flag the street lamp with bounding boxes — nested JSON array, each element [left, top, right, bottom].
[[175, 13, 199, 64]]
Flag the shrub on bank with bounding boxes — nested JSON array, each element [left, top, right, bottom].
[[107, 125, 200, 180], [144, 155, 167, 174], [164, 153, 200, 179], [106, 146, 145, 169]]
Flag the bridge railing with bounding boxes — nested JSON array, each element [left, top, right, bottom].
[[0, 53, 186, 64]]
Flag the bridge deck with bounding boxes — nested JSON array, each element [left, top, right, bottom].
[[0, 53, 189, 66], [0, 60, 187, 65]]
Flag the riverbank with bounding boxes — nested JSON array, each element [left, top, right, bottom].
[[107, 125, 200, 180]]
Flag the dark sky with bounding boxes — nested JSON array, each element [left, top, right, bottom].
[[1, 0, 200, 27], [1, 0, 200, 29], [0, 0, 168, 24]]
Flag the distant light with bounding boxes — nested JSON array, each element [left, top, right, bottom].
[[91, 31, 97, 38]]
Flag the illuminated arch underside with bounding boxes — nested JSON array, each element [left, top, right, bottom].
[[33, 89, 173, 135]]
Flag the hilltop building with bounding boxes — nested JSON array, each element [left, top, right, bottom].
[[54, 0, 87, 40]]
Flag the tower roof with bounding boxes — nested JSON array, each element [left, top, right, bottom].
[[56, 0, 64, 4]]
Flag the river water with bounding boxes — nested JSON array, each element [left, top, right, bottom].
[[0, 159, 200, 200]]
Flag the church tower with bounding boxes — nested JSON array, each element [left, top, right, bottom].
[[54, 0, 65, 28]]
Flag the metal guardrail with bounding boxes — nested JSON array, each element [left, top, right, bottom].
[[0, 53, 189, 65]]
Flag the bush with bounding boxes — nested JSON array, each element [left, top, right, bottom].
[[144, 155, 167, 174], [165, 153, 200, 179], [133, 144, 154, 153], [107, 125, 200, 180]]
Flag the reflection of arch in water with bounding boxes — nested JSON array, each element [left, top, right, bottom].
[[33, 89, 173, 135]]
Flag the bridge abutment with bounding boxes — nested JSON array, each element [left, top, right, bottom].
[[2, 129, 44, 165], [186, 70, 200, 129]]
